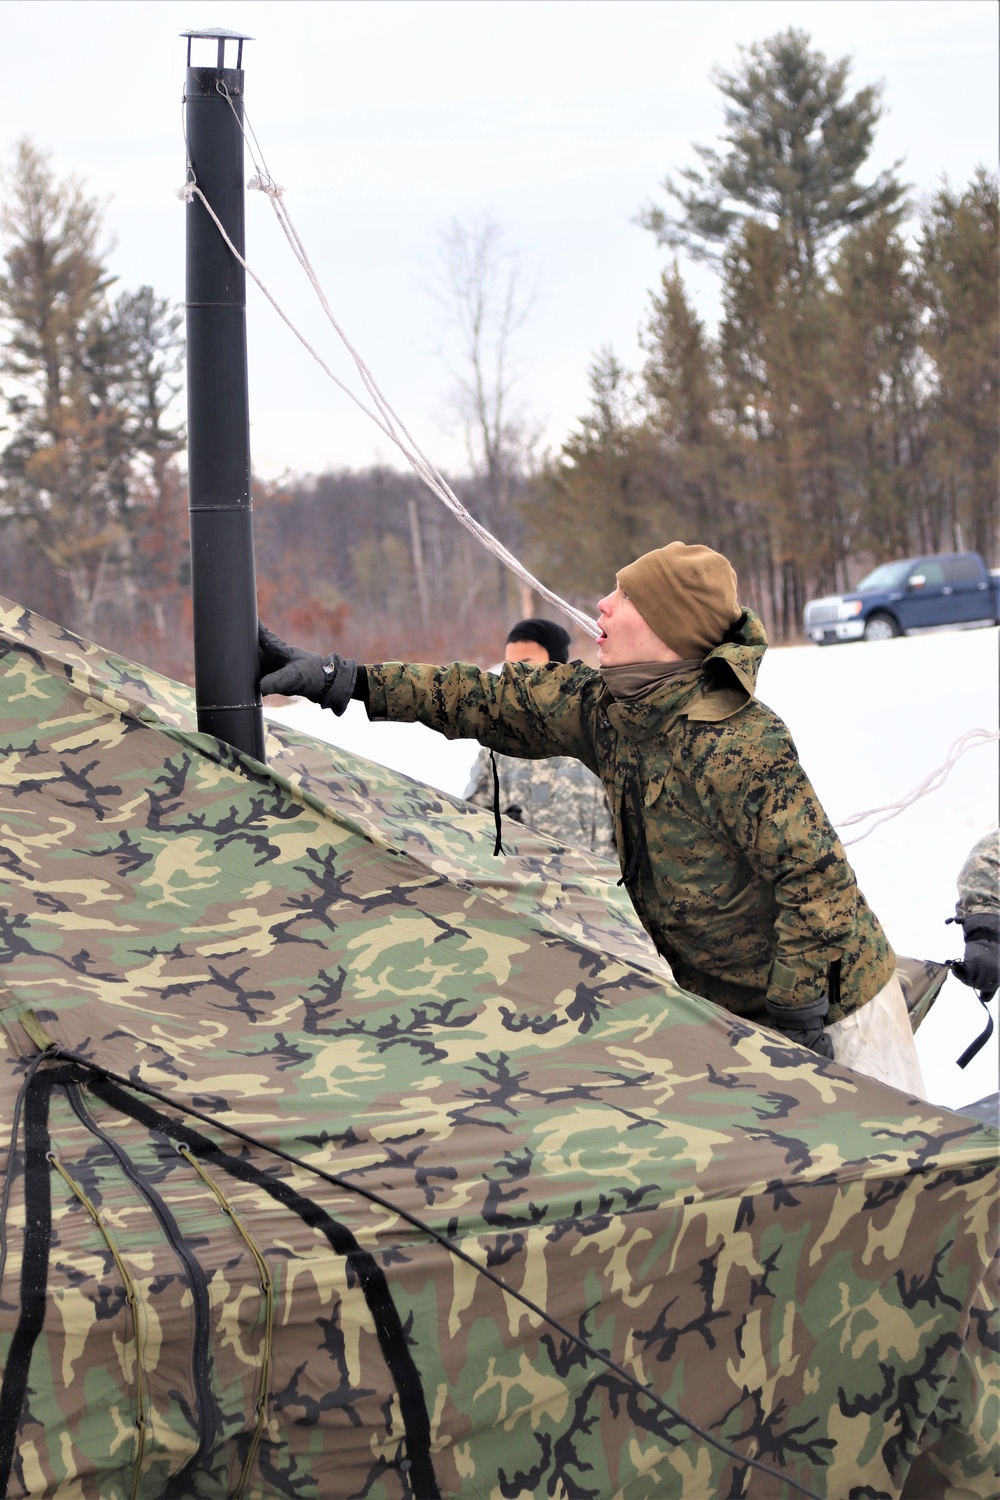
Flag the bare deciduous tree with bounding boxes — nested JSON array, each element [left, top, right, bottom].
[[428, 214, 541, 613]]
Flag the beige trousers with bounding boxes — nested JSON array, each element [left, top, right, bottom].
[[826, 974, 927, 1098]]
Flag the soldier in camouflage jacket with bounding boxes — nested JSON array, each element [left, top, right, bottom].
[[362, 610, 894, 1025], [464, 748, 617, 856], [953, 827, 999, 996], [260, 542, 923, 1091]]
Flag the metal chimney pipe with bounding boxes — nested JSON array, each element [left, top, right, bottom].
[[182, 27, 265, 761]]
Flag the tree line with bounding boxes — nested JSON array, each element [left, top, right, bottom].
[[0, 140, 526, 674], [531, 31, 998, 638], [1, 30, 997, 683], [0, 139, 189, 671]]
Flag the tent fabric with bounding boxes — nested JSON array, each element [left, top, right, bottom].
[[0, 597, 997, 1500]]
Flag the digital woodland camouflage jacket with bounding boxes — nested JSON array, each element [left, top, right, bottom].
[[368, 611, 895, 1022], [464, 746, 617, 855]]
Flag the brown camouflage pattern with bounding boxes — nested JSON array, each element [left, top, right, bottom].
[[894, 955, 952, 1033], [0, 595, 997, 1500], [464, 747, 617, 856], [366, 611, 895, 1023]]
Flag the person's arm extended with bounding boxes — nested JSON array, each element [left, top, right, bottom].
[[366, 659, 601, 769], [257, 626, 601, 768]]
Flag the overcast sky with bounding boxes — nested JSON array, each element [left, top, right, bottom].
[[1, 0, 997, 479]]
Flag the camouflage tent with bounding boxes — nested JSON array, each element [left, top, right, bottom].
[[0, 596, 997, 1500]]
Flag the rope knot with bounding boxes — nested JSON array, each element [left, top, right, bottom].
[[248, 173, 285, 199], [176, 183, 197, 202]]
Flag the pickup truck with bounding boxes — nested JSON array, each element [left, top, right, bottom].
[[803, 551, 1000, 644]]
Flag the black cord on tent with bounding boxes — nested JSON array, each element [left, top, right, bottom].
[[30, 1047, 825, 1500], [0, 1050, 54, 1296], [0, 1054, 440, 1500], [0, 1065, 54, 1497]]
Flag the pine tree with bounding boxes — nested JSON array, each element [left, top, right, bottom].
[[639, 28, 905, 280], [527, 348, 659, 600], [640, 267, 758, 603], [715, 222, 814, 629], [634, 30, 911, 632], [0, 139, 127, 633], [918, 169, 1000, 562], [827, 211, 926, 560], [0, 140, 184, 637]]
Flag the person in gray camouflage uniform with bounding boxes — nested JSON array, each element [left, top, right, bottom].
[[463, 618, 616, 857], [955, 829, 1000, 920], [951, 829, 999, 1128], [259, 542, 925, 1094], [953, 828, 999, 994]]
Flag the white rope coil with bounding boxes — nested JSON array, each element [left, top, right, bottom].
[[838, 729, 999, 846], [179, 91, 598, 639]]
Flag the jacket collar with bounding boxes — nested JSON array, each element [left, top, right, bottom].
[[602, 610, 768, 737]]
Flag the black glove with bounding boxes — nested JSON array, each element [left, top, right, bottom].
[[952, 912, 1000, 996], [765, 993, 834, 1059], [258, 625, 357, 716]]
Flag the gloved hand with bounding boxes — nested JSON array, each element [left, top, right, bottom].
[[258, 625, 357, 716], [765, 993, 834, 1059], [952, 912, 1000, 996]]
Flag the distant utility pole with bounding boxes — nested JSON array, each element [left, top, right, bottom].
[[182, 27, 265, 761]]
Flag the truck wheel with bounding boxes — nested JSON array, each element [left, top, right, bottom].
[[863, 612, 900, 642]]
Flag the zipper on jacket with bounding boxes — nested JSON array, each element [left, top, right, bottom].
[[617, 772, 648, 887], [67, 1082, 221, 1493]]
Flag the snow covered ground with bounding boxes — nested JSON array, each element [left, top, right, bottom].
[[266, 625, 999, 1111]]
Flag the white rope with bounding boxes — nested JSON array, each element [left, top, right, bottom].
[[838, 729, 999, 847], [178, 92, 599, 639]]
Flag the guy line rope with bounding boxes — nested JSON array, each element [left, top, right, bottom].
[[179, 86, 598, 639], [178, 91, 998, 845]]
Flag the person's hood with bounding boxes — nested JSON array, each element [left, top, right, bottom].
[[600, 609, 767, 739], [688, 608, 768, 721]]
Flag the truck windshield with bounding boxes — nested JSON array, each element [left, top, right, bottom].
[[854, 561, 913, 592]]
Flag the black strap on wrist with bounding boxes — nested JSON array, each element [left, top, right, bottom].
[[962, 911, 1000, 942]]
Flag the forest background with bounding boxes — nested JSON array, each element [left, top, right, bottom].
[[1, 28, 997, 679]]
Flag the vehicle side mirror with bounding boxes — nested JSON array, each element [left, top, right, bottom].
[[907, 574, 926, 589]]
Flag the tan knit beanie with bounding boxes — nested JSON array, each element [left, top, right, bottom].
[[617, 542, 741, 658]]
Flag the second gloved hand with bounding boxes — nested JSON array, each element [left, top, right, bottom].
[[765, 993, 834, 1059], [258, 625, 357, 715], [952, 912, 1000, 996]]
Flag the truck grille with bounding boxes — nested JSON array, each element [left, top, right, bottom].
[[805, 603, 839, 626]]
